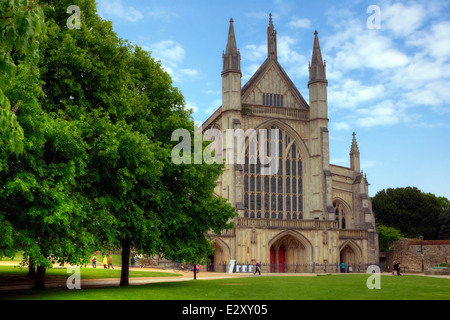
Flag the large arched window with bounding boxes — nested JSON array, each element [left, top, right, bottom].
[[244, 127, 303, 219]]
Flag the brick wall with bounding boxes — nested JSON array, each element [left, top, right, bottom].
[[384, 238, 450, 273]]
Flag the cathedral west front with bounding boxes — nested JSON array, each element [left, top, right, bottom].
[[202, 15, 379, 272]]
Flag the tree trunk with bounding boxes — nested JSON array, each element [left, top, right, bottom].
[[33, 266, 46, 290], [27, 265, 36, 278], [27, 258, 36, 278], [120, 236, 131, 286]]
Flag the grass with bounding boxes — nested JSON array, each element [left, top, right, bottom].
[[1, 272, 449, 300], [1, 253, 124, 266], [0, 265, 180, 284]]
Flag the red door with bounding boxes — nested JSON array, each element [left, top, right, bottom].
[[278, 245, 285, 273]]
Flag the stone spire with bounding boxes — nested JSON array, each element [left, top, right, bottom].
[[308, 30, 327, 87], [350, 132, 360, 172], [267, 13, 277, 60], [222, 18, 241, 75], [350, 132, 360, 154]]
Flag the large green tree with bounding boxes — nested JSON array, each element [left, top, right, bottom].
[[1, 0, 236, 289], [372, 187, 447, 239], [1, 61, 98, 288], [1, 0, 103, 289], [37, 0, 236, 286]]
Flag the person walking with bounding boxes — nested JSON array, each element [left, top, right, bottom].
[[108, 255, 114, 269], [253, 262, 261, 275], [91, 255, 97, 268], [396, 261, 402, 276], [340, 261, 345, 273], [103, 256, 107, 269]]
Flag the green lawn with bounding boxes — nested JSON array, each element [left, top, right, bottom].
[[1, 273, 449, 300], [1, 253, 124, 266], [0, 265, 180, 283]]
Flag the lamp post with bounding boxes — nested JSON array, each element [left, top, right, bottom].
[[419, 235, 424, 273]]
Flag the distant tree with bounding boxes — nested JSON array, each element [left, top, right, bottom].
[[437, 196, 450, 213], [372, 187, 445, 239], [376, 224, 403, 252], [439, 207, 450, 240]]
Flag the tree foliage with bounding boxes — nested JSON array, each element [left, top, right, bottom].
[[376, 223, 403, 252], [372, 187, 448, 240], [0, 0, 45, 155], [0, 0, 237, 288], [439, 207, 450, 240]]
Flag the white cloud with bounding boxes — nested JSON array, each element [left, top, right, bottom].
[[330, 158, 348, 166], [406, 21, 450, 60], [331, 32, 409, 71], [241, 43, 266, 80], [289, 17, 311, 29], [278, 36, 309, 78], [322, 1, 450, 128], [180, 68, 200, 78], [146, 40, 199, 83], [241, 36, 308, 80], [329, 80, 385, 109], [150, 40, 186, 65], [404, 80, 450, 111], [361, 160, 381, 170], [355, 100, 401, 128], [96, 0, 144, 23], [333, 122, 351, 131], [186, 102, 199, 114], [246, 11, 272, 20], [242, 44, 267, 63], [382, 3, 426, 37]]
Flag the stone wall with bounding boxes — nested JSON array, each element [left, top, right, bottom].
[[385, 238, 450, 273]]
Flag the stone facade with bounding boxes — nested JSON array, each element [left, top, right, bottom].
[[384, 238, 450, 273], [202, 15, 379, 271]]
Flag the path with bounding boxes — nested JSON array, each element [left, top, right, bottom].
[[1, 262, 448, 292]]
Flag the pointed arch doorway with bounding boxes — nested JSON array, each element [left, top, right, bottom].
[[209, 239, 230, 272], [269, 231, 312, 273], [339, 241, 362, 272]]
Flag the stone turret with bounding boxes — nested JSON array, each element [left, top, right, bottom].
[[308, 30, 327, 87], [222, 18, 241, 76], [308, 30, 328, 121], [222, 18, 242, 113]]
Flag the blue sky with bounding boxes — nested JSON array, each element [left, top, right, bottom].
[[95, 0, 450, 200]]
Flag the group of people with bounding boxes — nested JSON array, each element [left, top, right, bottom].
[[393, 261, 402, 275], [130, 256, 142, 268], [340, 262, 353, 273], [91, 255, 114, 269]]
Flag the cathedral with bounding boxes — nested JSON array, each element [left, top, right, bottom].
[[202, 15, 379, 272]]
